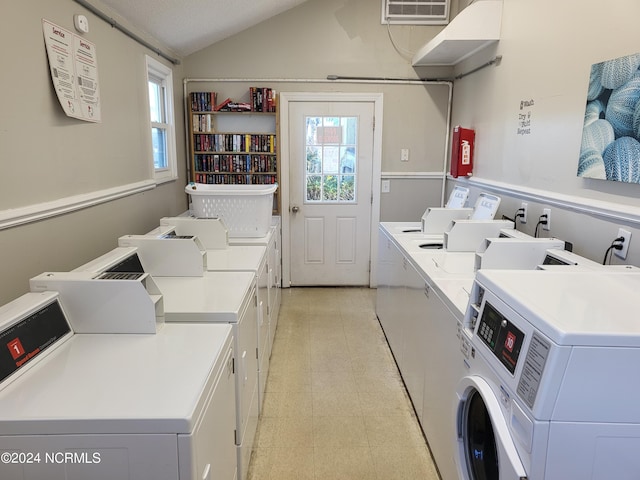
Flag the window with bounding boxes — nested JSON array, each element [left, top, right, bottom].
[[381, 0, 450, 25], [146, 55, 177, 183], [305, 116, 358, 203]]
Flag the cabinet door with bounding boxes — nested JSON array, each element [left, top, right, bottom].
[[400, 259, 428, 420], [421, 286, 463, 480], [384, 240, 406, 362], [375, 228, 394, 335]]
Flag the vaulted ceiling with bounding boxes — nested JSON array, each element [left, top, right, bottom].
[[98, 0, 309, 57]]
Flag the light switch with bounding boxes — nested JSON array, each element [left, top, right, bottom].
[[382, 180, 390, 193]]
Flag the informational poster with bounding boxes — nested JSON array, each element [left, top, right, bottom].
[[42, 19, 101, 122]]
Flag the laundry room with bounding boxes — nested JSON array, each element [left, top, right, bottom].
[[2, 0, 640, 479]]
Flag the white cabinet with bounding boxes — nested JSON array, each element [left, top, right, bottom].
[[375, 225, 467, 480], [399, 258, 429, 421], [376, 227, 405, 359], [420, 284, 461, 480]]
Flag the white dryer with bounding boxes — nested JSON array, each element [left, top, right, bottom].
[[205, 245, 271, 413], [152, 273, 259, 480], [0, 292, 236, 480], [456, 270, 640, 479]]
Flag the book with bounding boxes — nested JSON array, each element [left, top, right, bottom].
[[214, 98, 233, 111]]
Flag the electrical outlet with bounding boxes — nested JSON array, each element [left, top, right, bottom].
[[401, 148, 409, 162], [520, 202, 528, 224], [542, 208, 551, 231], [615, 228, 632, 260]]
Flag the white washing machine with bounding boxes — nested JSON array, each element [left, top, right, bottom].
[[162, 214, 281, 346], [205, 245, 271, 413], [456, 269, 640, 479], [68, 247, 258, 480], [227, 223, 281, 345], [0, 291, 236, 480], [151, 273, 258, 480]]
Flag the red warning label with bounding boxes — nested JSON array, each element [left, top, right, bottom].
[[7, 338, 25, 360]]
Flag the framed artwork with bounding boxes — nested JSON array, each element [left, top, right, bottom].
[[577, 52, 640, 183]]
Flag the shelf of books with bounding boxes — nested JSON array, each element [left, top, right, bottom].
[[188, 87, 280, 212]]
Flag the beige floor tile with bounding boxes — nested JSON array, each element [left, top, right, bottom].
[[249, 287, 438, 480], [265, 367, 312, 393], [352, 368, 404, 393], [247, 448, 272, 480], [363, 414, 426, 446], [369, 445, 440, 480], [313, 416, 369, 447], [254, 416, 279, 448], [313, 447, 376, 480], [261, 390, 313, 417], [272, 416, 315, 447], [311, 369, 358, 393], [358, 389, 413, 416], [267, 447, 315, 480], [312, 389, 363, 416]]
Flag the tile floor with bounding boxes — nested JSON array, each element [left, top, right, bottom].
[[248, 287, 440, 480]]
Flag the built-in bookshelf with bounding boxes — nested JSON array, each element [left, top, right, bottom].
[[187, 88, 279, 212]]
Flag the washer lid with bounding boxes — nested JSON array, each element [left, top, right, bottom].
[[477, 270, 640, 347], [205, 245, 266, 272], [0, 323, 232, 435], [154, 271, 255, 322]]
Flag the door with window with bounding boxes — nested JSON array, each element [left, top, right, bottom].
[[288, 100, 375, 285]]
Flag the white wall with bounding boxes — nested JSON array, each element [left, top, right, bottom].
[[0, 0, 188, 304], [449, 0, 640, 266], [183, 0, 456, 220]]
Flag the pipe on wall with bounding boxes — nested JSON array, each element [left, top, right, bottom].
[[183, 77, 454, 206]]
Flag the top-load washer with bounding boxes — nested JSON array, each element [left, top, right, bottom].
[[456, 269, 640, 479], [381, 186, 472, 235], [64, 243, 259, 480], [0, 290, 236, 480], [160, 215, 282, 329]]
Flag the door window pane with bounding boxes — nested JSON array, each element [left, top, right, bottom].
[[304, 116, 358, 203]]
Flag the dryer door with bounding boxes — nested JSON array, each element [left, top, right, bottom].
[[455, 376, 528, 480]]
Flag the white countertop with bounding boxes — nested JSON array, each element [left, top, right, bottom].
[[0, 323, 232, 435]]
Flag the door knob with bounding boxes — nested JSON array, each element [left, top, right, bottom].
[[291, 206, 300, 213]]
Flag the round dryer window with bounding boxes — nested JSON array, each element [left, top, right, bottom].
[[463, 390, 499, 480]]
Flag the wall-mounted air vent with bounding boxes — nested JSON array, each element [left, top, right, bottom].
[[382, 0, 450, 25]]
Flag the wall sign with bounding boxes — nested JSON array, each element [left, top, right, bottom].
[[517, 99, 534, 136], [42, 19, 101, 123], [577, 52, 640, 183]]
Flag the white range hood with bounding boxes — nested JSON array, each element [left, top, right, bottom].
[[412, 0, 503, 66]]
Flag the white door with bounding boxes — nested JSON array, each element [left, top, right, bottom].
[[288, 100, 375, 285]]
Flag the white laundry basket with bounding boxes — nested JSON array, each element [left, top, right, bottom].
[[185, 183, 277, 237]]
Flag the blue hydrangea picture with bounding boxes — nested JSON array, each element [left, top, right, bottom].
[[577, 52, 640, 183]]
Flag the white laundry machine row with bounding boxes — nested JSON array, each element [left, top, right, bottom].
[[0, 291, 237, 480], [376, 223, 473, 480], [150, 274, 258, 480], [457, 269, 640, 479], [46, 242, 260, 480], [160, 215, 282, 354], [155, 218, 272, 413], [201, 245, 271, 413]]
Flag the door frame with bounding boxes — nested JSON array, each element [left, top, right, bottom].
[[279, 92, 384, 288]]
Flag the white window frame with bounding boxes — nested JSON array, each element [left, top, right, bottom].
[[145, 55, 177, 184]]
